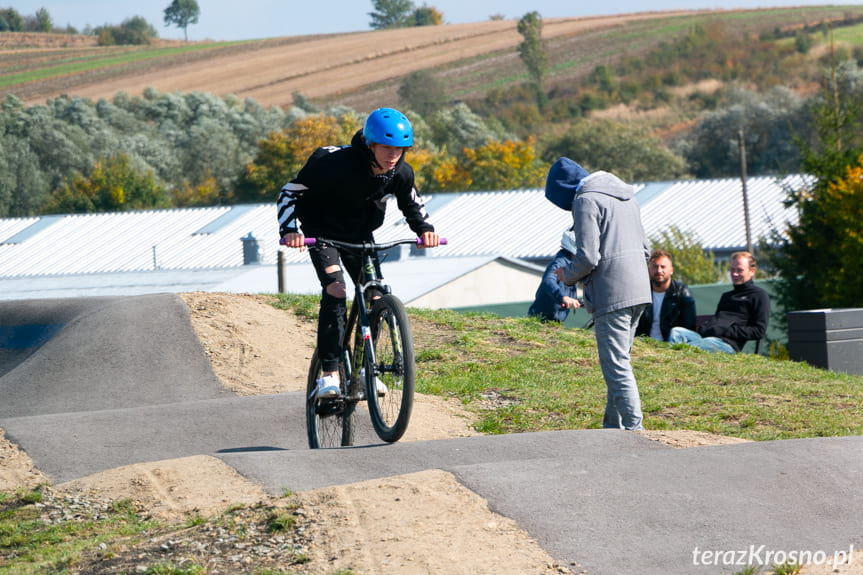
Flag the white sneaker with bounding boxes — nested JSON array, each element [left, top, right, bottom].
[[360, 368, 387, 396], [375, 378, 388, 397], [315, 374, 340, 398]]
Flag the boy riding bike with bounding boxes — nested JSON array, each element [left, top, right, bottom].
[[278, 108, 440, 399]]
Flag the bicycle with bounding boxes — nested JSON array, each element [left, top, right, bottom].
[[282, 235, 445, 448]]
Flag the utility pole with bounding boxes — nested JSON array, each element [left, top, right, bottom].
[[738, 128, 753, 254], [277, 249, 286, 294]]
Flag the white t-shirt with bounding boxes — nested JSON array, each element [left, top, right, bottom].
[[650, 291, 666, 340]]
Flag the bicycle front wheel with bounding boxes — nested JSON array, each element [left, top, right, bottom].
[[306, 349, 355, 449], [366, 294, 415, 442]]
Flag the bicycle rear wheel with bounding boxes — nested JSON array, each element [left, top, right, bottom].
[[366, 294, 414, 442], [306, 349, 355, 448]]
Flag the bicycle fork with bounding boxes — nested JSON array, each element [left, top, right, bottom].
[[345, 300, 376, 401]]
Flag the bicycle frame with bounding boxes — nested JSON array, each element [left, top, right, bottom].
[[342, 245, 390, 401]]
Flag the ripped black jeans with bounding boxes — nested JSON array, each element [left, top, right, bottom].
[[308, 242, 382, 373]]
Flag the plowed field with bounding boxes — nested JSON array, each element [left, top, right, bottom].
[[5, 11, 696, 108], [3, 6, 861, 112]]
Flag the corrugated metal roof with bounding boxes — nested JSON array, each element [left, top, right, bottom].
[[0, 256, 519, 305], [0, 174, 806, 280], [0, 205, 281, 277], [638, 174, 807, 252]]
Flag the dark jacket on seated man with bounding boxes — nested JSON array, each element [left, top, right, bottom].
[[697, 279, 770, 352], [636, 279, 696, 341]]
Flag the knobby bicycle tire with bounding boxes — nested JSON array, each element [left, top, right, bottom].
[[366, 294, 415, 442], [306, 349, 355, 448]]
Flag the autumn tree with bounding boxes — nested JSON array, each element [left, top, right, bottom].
[[418, 137, 546, 192], [650, 226, 727, 285], [417, 150, 468, 192], [172, 176, 221, 207], [42, 154, 170, 214], [236, 130, 293, 203], [766, 57, 863, 311], [808, 158, 863, 305], [236, 113, 361, 203], [461, 137, 546, 191], [95, 16, 159, 46], [164, 0, 200, 41], [413, 5, 443, 26]]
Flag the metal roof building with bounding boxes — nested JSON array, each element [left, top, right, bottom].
[[0, 174, 806, 305]]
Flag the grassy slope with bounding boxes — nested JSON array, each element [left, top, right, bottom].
[[275, 294, 863, 442]]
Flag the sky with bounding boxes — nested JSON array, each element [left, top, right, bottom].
[[10, 0, 860, 41]]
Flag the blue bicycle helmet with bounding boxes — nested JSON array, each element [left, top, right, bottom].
[[363, 108, 413, 147]]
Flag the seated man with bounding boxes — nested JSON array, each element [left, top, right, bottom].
[[528, 228, 581, 323], [636, 249, 696, 341], [668, 251, 769, 354]]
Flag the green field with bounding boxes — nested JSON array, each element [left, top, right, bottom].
[[0, 42, 237, 88]]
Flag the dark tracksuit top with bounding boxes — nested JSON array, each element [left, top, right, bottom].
[[277, 130, 434, 241], [698, 279, 770, 352]]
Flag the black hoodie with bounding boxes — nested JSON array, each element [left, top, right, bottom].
[[697, 279, 770, 352], [277, 130, 433, 242]]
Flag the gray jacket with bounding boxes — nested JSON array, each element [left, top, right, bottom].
[[559, 171, 651, 316]]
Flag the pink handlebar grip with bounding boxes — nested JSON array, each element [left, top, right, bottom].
[[278, 237, 315, 246], [418, 237, 448, 246]]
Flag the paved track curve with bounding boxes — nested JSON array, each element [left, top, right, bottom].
[[1, 294, 860, 574]]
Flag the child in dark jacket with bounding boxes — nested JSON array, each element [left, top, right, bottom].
[[529, 228, 581, 323], [278, 108, 440, 398]]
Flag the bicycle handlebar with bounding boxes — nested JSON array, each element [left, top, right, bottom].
[[280, 236, 448, 249]]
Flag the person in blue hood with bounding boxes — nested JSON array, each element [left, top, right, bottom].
[[547, 157, 651, 430]]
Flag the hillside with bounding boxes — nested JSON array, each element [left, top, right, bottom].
[[5, 12, 693, 108], [3, 6, 861, 113]]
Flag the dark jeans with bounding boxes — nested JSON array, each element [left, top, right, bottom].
[[308, 243, 381, 373]]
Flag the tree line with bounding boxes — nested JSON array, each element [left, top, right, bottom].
[[2, 0, 435, 44], [0, 1, 200, 44], [2, 54, 861, 214], [1, 8, 860, 311]]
